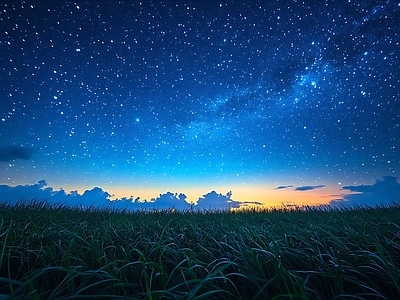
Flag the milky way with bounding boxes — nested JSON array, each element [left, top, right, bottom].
[[1, 1, 399, 207]]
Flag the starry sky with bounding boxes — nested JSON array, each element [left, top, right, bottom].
[[1, 1, 399, 209]]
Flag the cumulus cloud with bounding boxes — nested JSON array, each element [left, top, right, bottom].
[[330, 176, 400, 207], [0, 180, 112, 208], [276, 185, 294, 190], [97, 192, 191, 211], [0, 181, 257, 211], [0, 181, 184, 210], [148, 192, 191, 210], [295, 185, 325, 191], [0, 146, 34, 161], [195, 191, 240, 210]]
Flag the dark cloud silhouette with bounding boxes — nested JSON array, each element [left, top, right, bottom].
[[295, 185, 325, 191], [0, 181, 257, 211], [276, 185, 294, 190], [148, 192, 191, 210], [330, 176, 400, 207], [240, 201, 264, 206], [0, 146, 34, 161], [0, 180, 112, 207], [98, 192, 191, 211], [0, 181, 182, 210], [195, 191, 240, 210]]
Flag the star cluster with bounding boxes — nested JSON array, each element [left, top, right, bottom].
[[1, 1, 399, 205]]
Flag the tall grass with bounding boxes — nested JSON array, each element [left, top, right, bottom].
[[0, 200, 399, 299]]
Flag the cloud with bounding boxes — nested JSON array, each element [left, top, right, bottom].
[[195, 191, 240, 210], [0, 181, 180, 210], [295, 185, 325, 191], [240, 201, 264, 207], [0, 180, 112, 208], [0, 181, 257, 211], [0, 146, 34, 161], [330, 176, 400, 207], [276, 185, 294, 190], [147, 192, 191, 210]]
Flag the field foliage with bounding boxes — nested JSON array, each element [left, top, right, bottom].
[[0, 200, 400, 299]]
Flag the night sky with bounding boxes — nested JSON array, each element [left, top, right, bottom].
[[1, 1, 399, 209]]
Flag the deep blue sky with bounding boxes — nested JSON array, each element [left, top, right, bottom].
[[0, 1, 399, 208]]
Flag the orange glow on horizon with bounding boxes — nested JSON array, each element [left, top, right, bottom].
[[103, 183, 342, 208], [4, 178, 346, 209]]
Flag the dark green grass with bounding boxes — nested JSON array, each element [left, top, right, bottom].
[[0, 200, 399, 299]]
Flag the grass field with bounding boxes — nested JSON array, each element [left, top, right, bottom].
[[0, 200, 399, 299]]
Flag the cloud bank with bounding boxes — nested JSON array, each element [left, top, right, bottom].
[[330, 176, 400, 207], [0, 146, 34, 161], [0, 181, 257, 211], [0, 180, 112, 208], [295, 185, 325, 191]]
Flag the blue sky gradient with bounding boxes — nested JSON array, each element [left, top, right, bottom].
[[1, 1, 399, 209]]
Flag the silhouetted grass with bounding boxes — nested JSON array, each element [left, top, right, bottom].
[[0, 200, 399, 299]]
